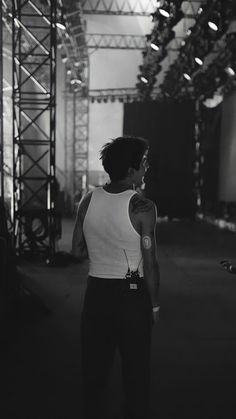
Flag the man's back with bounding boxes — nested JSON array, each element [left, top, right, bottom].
[[83, 187, 143, 279]]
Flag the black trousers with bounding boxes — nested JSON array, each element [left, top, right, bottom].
[[80, 276, 153, 419]]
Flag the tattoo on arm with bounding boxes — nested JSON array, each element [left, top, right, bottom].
[[130, 195, 153, 214], [142, 235, 152, 249]]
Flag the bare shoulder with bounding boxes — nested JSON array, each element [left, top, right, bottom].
[[77, 191, 93, 219], [130, 193, 156, 216]]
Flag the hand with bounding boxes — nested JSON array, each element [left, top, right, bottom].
[[152, 306, 160, 324]]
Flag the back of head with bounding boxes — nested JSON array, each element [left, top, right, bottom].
[[100, 136, 148, 181]]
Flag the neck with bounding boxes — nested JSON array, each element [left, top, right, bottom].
[[106, 180, 135, 191]]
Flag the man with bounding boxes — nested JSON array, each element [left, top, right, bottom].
[[72, 136, 160, 419]]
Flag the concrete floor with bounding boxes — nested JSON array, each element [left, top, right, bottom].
[[2, 218, 236, 419]]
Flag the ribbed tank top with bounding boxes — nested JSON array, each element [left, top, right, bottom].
[[83, 187, 144, 279]]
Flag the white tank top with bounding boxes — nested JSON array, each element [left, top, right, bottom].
[[83, 187, 144, 279]]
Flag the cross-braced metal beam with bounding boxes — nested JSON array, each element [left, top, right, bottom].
[[65, 86, 89, 210], [63, 1, 89, 211], [84, 33, 146, 49], [12, 0, 57, 261], [88, 87, 160, 102], [81, 0, 156, 16]]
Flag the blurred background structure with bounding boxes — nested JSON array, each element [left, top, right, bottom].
[[2, 2, 236, 418], [1, 0, 236, 262]]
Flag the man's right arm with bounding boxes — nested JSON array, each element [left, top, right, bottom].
[[131, 194, 160, 322]]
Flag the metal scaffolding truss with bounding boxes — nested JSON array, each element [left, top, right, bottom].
[[81, 0, 156, 16], [12, 0, 57, 260], [61, 2, 89, 209], [65, 87, 89, 209], [84, 33, 146, 49], [89, 87, 159, 102]]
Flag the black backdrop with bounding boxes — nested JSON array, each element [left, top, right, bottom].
[[200, 103, 221, 215], [123, 100, 196, 218]]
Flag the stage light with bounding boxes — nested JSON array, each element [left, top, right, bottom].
[[56, 7, 66, 30], [183, 72, 191, 81], [61, 54, 68, 63], [66, 68, 72, 75], [159, 8, 170, 18], [195, 57, 203, 66], [140, 76, 148, 84], [150, 42, 159, 51], [208, 14, 220, 32], [70, 78, 82, 85], [56, 20, 66, 31], [208, 21, 218, 31], [225, 66, 235, 76], [198, 7, 203, 15]]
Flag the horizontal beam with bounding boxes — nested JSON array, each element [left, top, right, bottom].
[[81, 0, 155, 16], [84, 33, 146, 49]]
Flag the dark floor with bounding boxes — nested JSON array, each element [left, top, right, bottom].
[[2, 218, 236, 419]]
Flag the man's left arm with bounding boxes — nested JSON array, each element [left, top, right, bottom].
[[71, 199, 88, 261]]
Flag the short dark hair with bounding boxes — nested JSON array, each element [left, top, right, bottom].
[[100, 136, 148, 181]]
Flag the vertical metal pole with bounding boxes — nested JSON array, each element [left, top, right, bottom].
[[64, 89, 68, 198], [72, 89, 76, 201], [49, 0, 57, 262], [194, 98, 203, 215], [0, 0, 3, 199]]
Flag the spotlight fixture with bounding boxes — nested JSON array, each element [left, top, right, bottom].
[[150, 42, 160, 51], [208, 14, 220, 32], [140, 76, 148, 84], [208, 21, 218, 31], [183, 72, 191, 81], [195, 57, 203, 66], [56, 7, 66, 30], [61, 53, 68, 63], [225, 66, 235, 76], [159, 7, 170, 18], [70, 78, 82, 85]]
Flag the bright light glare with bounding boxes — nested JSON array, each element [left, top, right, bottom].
[[208, 21, 218, 31], [183, 73, 191, 81], [150, 42, 159, 51], [225, 66, 235, 76], [56, 22, 66, 30], [195, 57, 203, 66], [70, 78, 82, 85], [140, 76, 148, 84], [159, 8, 170, 18]]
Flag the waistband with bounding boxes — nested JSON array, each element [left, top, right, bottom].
[[89, 275, 144, 281]]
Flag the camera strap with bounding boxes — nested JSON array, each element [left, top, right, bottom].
[[123, 249, 142, 273], [123, 250, 142, 290]]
